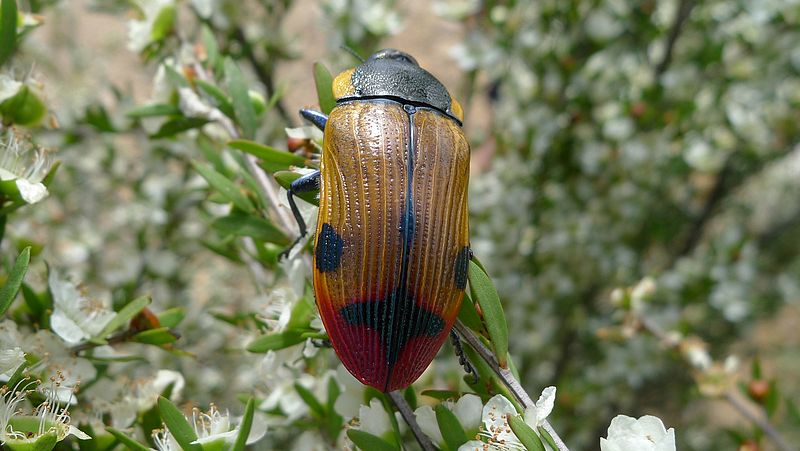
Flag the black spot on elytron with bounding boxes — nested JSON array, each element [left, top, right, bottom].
[[454, 246, 471, 289], [315, 223, 343, 272], [339, 288, 444, 367]]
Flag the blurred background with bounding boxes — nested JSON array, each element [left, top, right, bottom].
[[4, 0, 800, 449]]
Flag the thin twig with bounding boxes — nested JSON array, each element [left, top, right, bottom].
[[388, 391, 436, 451], [454, 321, 570, 451], [724, 392, 793, 451], [637, 315, 793, 451]]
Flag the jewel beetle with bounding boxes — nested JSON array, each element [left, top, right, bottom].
[[286, 49, 471, 392]]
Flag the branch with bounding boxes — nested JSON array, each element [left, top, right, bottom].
[[674, 158, 732, 259], [387, 391, 436, 451], [655, 0, 696, 79], [454, 321, 570, 451]]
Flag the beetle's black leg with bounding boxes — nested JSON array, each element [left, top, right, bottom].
[[280, 170, 321, 259], [450, 330, 479, 385], [300, 108, 328, 131]]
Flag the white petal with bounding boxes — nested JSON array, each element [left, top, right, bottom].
[[0, 347, 25, 378], [151, 370, 186, 400], [359, 398, 392, 437], [0, 74, 22, 102], [413, 405, 443, 445], [245, 413, 268, 445], [600, 437, 621, 451], [68, 425, 91, 440], [636, 415, 669, 436], [524, 386, 556, 428], [15, 179, 48, 204], [50, 308, 91, 343], [453, 394, 482, 433]]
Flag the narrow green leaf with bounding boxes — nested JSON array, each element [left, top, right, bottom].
[[765, 380, 779, 417], [94, 296, 151, 340], [286, 295, 315, 330], [0, 246, 30, 315], [468, 260, 509, 367], [126, 103, 180, 118], [163, 63, 188, 88], [537, 425, 558, 451], [193, 161, 256, 214], [295, 383, 325, 418], [403, 386, 417, 410], [0, 0, 17, 67], [211, 213, 288, 245], [313, 62, 336, 115], [157, 307, 185, 328], [21, 282, 45, 317], [150, 117, 209, 139], [157, 397, 202, 451], [457, 292, 484, 333], [196, 79, 234, 118], [106, 427, 151, 451], [225, 58, 257, 139], [85, 104, 117, 132], [228, 139, 306, 169], [0, 84, 47, 126], [346, 429, 399, 451], [246, 330, 305, 353], [508, 415, 545, 451], [273, 171, 319, 206], [435, 404, 469, 450], [201, 26, 220, 72], [132, 327, 179, 345], [231, 397, 254, 451], [326, 376, 344, 440], [751, 358, 762, 380], [420, 389, 461, 401]]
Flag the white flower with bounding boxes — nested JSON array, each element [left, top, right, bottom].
[[358, 398, 393, 439], [81, 370, 185, 429], [153, 404, 266, 450], [0, 379, 90, 447], [523, 386, 556, 429], [414, 394, 482, 447], [333, 365, 366, 420], [458, 394, 523, 451], [0, 131, 51, 204], [459, 388, 556, 451], [48, 268, 116, 344], [23, 330, 97, 404], [600, 414, 676, 451], [127, 0, 176, 52]]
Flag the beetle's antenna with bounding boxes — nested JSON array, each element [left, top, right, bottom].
[[340, 45, 365, 63]]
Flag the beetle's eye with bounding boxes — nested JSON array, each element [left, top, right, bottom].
[[368, 49, 419, 66]]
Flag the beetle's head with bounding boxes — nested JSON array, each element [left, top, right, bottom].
[[367, 49, 419, 66]]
